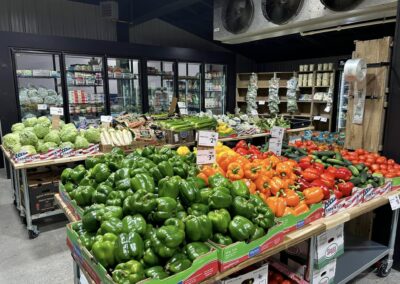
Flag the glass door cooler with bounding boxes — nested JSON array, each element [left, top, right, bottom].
[[13, 50, 64, 120], [65, 55, 106, 127], [204, 64, 226, 115], [147, 61, 175, 113], [107, 58, 141, 115], [178, 62, 201, 114]]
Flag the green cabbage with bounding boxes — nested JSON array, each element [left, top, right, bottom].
[[84, 127, 100, 143], [33, 124, 50, 139], [75, 136, 89, 149], [36, 140, 44, 151], [11, 123, 25, 132], [19, 129, 38, 146], [44, 130, 60, 145], [3, 133, 20, 151], [20, 145, 36, 155], [60, 141, 75, 149], [37, 116, 51, 127], [38, 142, 58, 153], [62, 123, 77, 131], [23, 117, 38, 127], [10, 143, 22, 153], [60, 128, 78, 143]]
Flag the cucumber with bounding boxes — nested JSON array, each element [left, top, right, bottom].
[[313, 151, 336, 157], [326, 158, 346, 166], [356, 164, 365, 171], [315, 159, 323, 164], [310, 155, 318, 160], [322, 156, 329, 161], [342, 159, 352, 166], [335, 152, 343, 161], [297, 148, 308, 155], [348, 165, 360, 176], [360, 171, 368, 184], [350, 177, 362, 186]]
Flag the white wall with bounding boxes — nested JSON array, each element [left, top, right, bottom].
[[130, 19, 229, 53], [0, 0, 116, 41]]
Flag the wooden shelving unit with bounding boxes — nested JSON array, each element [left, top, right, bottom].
[[236, 67, 335, 132]]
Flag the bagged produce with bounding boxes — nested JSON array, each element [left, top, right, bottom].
[[268, 77, 280, 115], [286, 77, 299, 113]]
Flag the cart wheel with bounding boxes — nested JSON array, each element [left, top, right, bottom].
[[28, 229, 39, 239], [377, 261, 391, 277], [20, 216, 27, 225], [13, 199, 17, 207]]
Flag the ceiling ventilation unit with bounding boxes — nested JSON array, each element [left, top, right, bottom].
[[221, 0, 254, 34], [100, 1, 119, 21], [214, 0, 397, 44]]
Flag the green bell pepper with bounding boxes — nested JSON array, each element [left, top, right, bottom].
[[158, 176, 182, 199], [177, 211, 187, 219], [61, 168, 73, 184], [150, 197, 177, 223], [179, 180, 201, 206], [130, 174, 155, 193], [164, 218, 185, 231], [151, 153, 168, 164], [72, 186, 95, 206], [100, 217, 123, 235], [142, 146, 155, 157], [231, 180, 250, 198], [78, 176, 96, 187], [92, 184, 113, 204], [123, 190, 157, 216], [85, 157, 100, 169], [121, 158, 136, 169], [149, 167, 163, 183], [185, 242, 210, 261], [142, 248, 161, 267], [165, 252, 192, 274], [116, 178, 132, 191], [173, 162, 188, 178], [199, 188, 213, 204], [250, 226, 265, 242], [157, 161, 174, 177], [185, 215, 212, 242], [111, 147, 125, 156], [145, 266, 169, 279], [231, 196, 256, 219], [114, 232, 144, 263], [156, 225, 185, 248], [229, 216, 256, 242], [79, 231, 96, 250], [71, 165, 86, 184], [91, 163, 111, 183], [187, 165, 199, 177], [122, 215, 147, 236], [63, 182, 75, 193], [102, 205, 123, 221], [150, 232, 176, 258], [188, 203, 209, 216], [106, 198, 122, 207], [187, 176, 207, 190], [208, 209, 231, 234], [114, 168, 131, 181], [208, 173, 232, 189], [82, 207, 104, 232], [92, 233, 117, 268], [105, 172, 115, 187], [208, 186, 232, 209], [252, 206, 275, 230], [212, 233, 233, 246], [129, 168, 150, 176], [108, 190, 126, 201], [112, 260, 145, 284]]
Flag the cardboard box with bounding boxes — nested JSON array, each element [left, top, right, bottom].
[[222, 264, 268, 284], [269, 260, 308, 284], [67, 222, 218, 284], [312, 259, 336, 284], [363, 181, 392, 202], [165, 130, 195, 145], [323, 187, 366, 217], [315, 225, 344, 269], [59, 183, 83, 220], [278, 203, 324, 234]]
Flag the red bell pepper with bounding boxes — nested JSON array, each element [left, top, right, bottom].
[[236, 140, 248, 149], [297, 177, 311, 191], [320, 172, 336, 188], [302, 168, 321, 182], [335, 167, 352, 181], [326, 166, 338, 176], [310, 179, 331, 200], [312, 163, 325, 174], [334, 188, 343, 199], [235, 147, 249, 156], [338, 181, 354, 197]]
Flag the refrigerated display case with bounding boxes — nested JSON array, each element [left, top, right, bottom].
[[65, 55, 106, 126], [204, 64, 226, 115], [13, 50, 64, 120], [178, 62, 201, 114], [336, 71, 350, 131], [147, 61, 175, 113], [107, 58, 141, 115]]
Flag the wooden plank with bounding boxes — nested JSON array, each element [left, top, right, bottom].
[[54, 194, 78, 223], [345, 37, 392, 152]]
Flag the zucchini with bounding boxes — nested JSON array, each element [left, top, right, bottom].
[[350, 177, 362, 186], [360, 171, 368, 184], [348, 165, 360, 176], [326, 158, 346, 166], [313, 151, 336, 157]]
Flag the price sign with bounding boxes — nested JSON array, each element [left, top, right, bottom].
[[271, 126, 285, 140], [313, 116, 321, 121], [37, 104, 48, 110], [180, 108, 188, 115], [197, 149, 216, 165], [389, 194, 400, 210], [320, 117, 328, 123], [50, 107, 64, 116], [177, 102, 186, 108], [198, 131, 218, 147], [258, 100, 266, 105], [101, 115, 113, 123], [268, 138, 282, 156]]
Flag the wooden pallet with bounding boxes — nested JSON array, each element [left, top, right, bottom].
[[345, 37, 392, 152]]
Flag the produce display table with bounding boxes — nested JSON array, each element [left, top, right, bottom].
[[55, 189, 400, 284]]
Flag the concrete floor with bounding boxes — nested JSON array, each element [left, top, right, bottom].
[[0, 169, 399, 284]]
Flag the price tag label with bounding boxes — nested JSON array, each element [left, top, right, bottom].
[[37, 104, 48, 110], [389, 194, 400, 210], [197, 149, 216, 165], [258, 100, 266, 105], [101, 115, 113, 123], [177, 102, 186, 108], [268, 138, 282, 156], [198, 131, 218, 147], [180, 108, 188, 115], [50, 107, 64, 116], [320, 117, 328, 122], [313, 116, 321, 121], [271, 126, 285, 140]]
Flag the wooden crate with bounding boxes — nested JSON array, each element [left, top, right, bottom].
[[345, 37, 392, 152]]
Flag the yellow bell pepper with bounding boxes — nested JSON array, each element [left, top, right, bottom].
[[177, 146, 190, 156]]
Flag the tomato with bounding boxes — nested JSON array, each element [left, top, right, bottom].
[[358, 156, 366, 161], [385, 173, 397, 178], [366, 158, 375, 164], [380, 170, 388, 175], [341, 150, 349, 155], [380, 164, 388, 170], [348, 152, 358, 157], [371, 164, 380, 171], [395, 164, 400, 170], [388, 168, 397, 173], [273, 274, 284, 282], [364, 161, 372, 167], [356, 149, 365, 155], [352, 160, 360, 164], [388, 159, 395, 165], [376, 157, 387, 164], [396, 170, 400, 177], [281, 281, 292, 284]]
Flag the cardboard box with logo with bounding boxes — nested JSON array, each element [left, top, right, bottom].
[[312, 259, 337, 284], [222, 264, 268, 284], [315, 225, 344, 269]]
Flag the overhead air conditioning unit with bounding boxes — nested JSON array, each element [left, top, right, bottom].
[[100, 0, 119, 21], [214, 0, 397, 44]]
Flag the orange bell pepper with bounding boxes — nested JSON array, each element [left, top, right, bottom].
[[226, 162, 244, 180], [283, 207, 295, 216], [293, 201, 310, 216], [303, 187, 324, 205], [282, 189, 300, 207], [197, 172, 209, 185], [266, 196, 287, 217], [276, 162, 293, 178], [255, 175, 271, 193], [270, 176, 288, 196], [243, 179, 257, 194], [283, 172, 298, 186], [244, 163, 262, 180], [259, 191, 271, 203], [269, 155, 281, 168], [219, 155, 235, 172], [201, 165, 216, 177]]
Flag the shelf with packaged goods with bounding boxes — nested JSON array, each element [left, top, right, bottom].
[[67, 84, 104, 87], [17, 76, 61, 79], [67, 70, 102, 74]]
